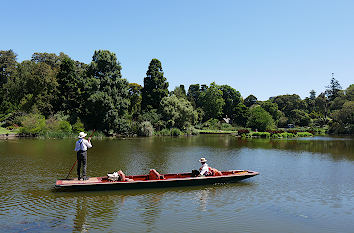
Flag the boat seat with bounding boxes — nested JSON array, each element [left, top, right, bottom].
[[149, 169, 164, 180]]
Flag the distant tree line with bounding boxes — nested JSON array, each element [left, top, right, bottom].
[[0, 49, 353, 136]]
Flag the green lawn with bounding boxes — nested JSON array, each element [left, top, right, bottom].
[[0, 127, 18, 134]]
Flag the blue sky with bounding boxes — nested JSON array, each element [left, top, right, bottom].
[[1, 0, 353, 100]]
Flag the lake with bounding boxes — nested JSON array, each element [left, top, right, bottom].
[[0, 135, 353, 233]]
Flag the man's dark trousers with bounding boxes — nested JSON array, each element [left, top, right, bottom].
[[77, 150, 87, 179]]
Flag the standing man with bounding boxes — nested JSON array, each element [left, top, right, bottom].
[[75, 132, 92, 180]]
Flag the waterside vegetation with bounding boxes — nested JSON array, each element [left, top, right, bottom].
[[0, 49, 353, 138]]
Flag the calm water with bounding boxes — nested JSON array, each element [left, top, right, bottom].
[[0, 135, 353, 233]]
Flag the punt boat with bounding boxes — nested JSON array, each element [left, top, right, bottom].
[[55, 169, 259, 191]]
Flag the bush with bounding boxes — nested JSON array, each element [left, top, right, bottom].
[[156, 128, 171, 136], [58, 120, 72, 133], [72, 118, 85, 133], [251, 132, 271, 138], [296, 132, 313, 137], [19, 114, 46, 135], [171, 128, 183, 136], [185, 126, 199, 135], [202, 118, 220, 129], [139, 121, 154, 137], [271, 132, 296, 138]]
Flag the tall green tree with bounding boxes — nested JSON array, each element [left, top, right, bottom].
[[128, 83, 142, 118], [56, 57, 85, 122], [84, 50, 130, 133], [187, 84, 201, 108], [199, 82, 225, 121], [232, 103, 249, 127], [219, 85, 242, 117], [0, 50, 17, 88], [141, 59, 169, 111], [325, 74, 342, 101]]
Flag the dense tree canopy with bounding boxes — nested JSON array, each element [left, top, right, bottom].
[[0, 49, 353, 136]]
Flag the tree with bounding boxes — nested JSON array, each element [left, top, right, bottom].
[[272, 94, 305, 117], [172, 85, 187, 99], [198, 82, 225, 121], [31, 52, 68, 70], [219, 85, 242, 117], [244, 95, 257, 107], [325, 74, 342, 101], [0, 50, 17, 88], [4, 60, 58, 116], [247, 106, 274, 131], [310, 90, 316, 100], [84, 50, 130, 133], [288, 109, 311, 126], [345, 84, 354, 101], [141, 59, 169, 111], [329, 101, 354, 134], [187, 84, 201, 108], [128, 83, 142, 118], [160, 95, 198, 129], [56, 57, 85, 122], [261, 100, 281, 121], [232, 103, 249, 127]]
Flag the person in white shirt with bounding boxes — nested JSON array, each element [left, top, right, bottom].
[[199, 157, 210, 176], [74, 132, 92, 180]]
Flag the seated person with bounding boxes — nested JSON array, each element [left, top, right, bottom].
[[199, 157, 211, 176]]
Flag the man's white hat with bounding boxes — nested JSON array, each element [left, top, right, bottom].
[[78, 132, 87, 138], [199, 157, 207, 163]]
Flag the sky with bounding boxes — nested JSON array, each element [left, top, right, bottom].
[[1, 0, 353, 100]]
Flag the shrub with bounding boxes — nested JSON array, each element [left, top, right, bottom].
[[157, 128, 171, 136], [271, 132, 296, 138], [58, 120, 72, 133], [72, 118, 85, 133], [139, 121, 154, 137], [19, 114, 46, 135], [296, 132, 313, 137], [221, 123, 233, 130], [171, 128, 183, 136], [251, 132, 271, 138], [185, 126, 199, 135]]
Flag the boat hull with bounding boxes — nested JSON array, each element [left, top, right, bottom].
[[55, 170, 259, 191]]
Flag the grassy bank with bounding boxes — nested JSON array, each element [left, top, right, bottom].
[[0, 127, 19, 135]]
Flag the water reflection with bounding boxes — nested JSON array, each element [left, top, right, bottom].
[[73, 197, 89, 232]]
